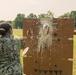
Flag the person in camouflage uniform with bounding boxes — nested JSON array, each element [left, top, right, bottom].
[[0, 22, 26, 75]]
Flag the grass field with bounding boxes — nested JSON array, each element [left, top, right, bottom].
[[73, 35, 76, 75], [13, 29, 23, 37], [13, 29, 76, 75]]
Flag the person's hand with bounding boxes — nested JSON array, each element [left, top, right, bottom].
[[23, 36, 27, 40]]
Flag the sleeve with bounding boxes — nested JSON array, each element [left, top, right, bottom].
[[19, 38, 26, 49], [14, 35, 26, 50]]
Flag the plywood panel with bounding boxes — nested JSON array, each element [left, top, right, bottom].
[[23, 18, 74, 75]]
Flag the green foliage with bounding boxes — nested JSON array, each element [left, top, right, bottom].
[[70, 11, 76, 18], [7, 21, 12, 24], [59, 11, 76, 19], [27, 13, 37, 18], [59, 11, 76, 28], [38, 13, 47, 18], [70, 11, 76, 27], [0, 20, 5, 23], [75, 17, 76, 27], [12, 13, 25, 29], [59, 12, 71, 18], [12, 20, 15, 28], [38, 11, 53, 18]]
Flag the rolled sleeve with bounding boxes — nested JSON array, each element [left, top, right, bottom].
[[20, 38, 26, 49]]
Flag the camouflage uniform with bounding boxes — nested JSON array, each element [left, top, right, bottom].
[[0, 33, 25, 75]]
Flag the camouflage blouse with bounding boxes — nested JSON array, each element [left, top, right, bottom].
[[0, 33, 25, 75]]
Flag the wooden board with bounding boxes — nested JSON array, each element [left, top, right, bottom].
[[23, 18, 74, 75]]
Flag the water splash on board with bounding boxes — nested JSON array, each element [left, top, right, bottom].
[[37, 14, 54, 51]]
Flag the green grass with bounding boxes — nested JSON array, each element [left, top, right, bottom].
[[74, 35, 76, 50], [13, 29, 23, 37], [13, 29, 76, 75], [73, 35, 76, 75]]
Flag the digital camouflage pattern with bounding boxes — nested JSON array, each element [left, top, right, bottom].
[[0, 33, 26, 75]]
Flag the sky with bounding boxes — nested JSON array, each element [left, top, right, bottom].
[[0, 0, 76, 21]]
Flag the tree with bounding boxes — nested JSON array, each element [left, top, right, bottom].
[[0, 20, 5, 23], [59, 11, 76, 28], [13, 13, 25, 29], [12, 20, 15, 29], [7, 21, 12, 24], [59, 12, 70, 18], [38, 11, 54, 18], [27, 13, 37, 18], [74, 15, 76, 28], [38, 14, 47, 18], [70, 11, 76, 27], [70, 11, 76, 18]]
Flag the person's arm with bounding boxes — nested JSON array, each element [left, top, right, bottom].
[[14, 35, 26, 50], [20, 38, 26, 49], [20, 36, 27, 49]]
